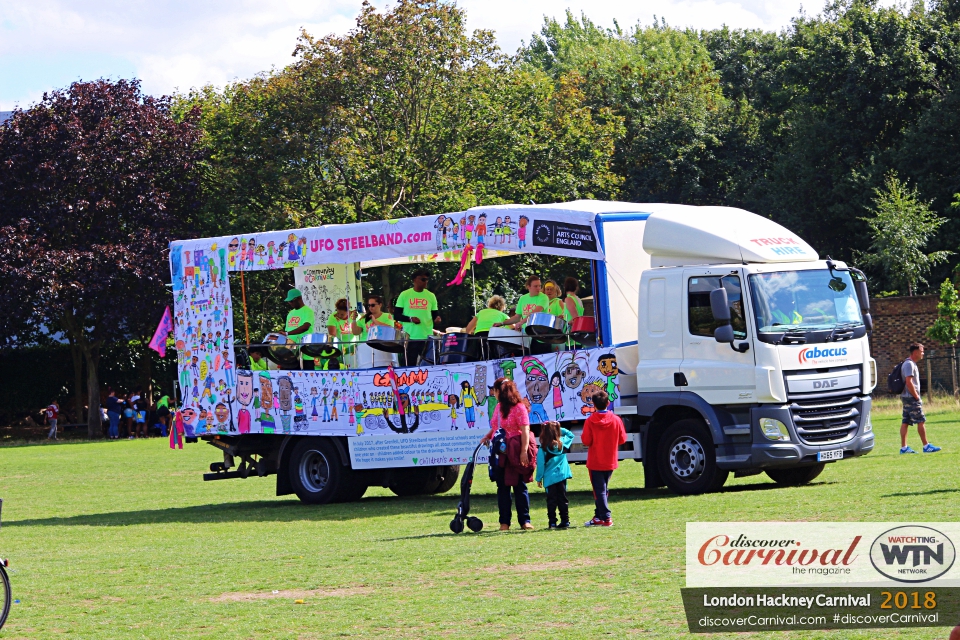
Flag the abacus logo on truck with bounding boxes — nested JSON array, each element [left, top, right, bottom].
[[799, 346, 848, 364]]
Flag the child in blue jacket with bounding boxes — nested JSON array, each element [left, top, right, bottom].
[[536, 421, 575, 529]]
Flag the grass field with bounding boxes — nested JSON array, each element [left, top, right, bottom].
[[0, 402, 959, 639]]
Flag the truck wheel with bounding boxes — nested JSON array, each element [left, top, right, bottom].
[[431, 466, 461, 494], [658, 419, 728, 495], [289, 438, 345, 504], [389, 466, 446, 497], [765, 464, 824, 486]]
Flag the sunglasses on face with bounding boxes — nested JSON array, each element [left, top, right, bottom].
[[228, 243, 239, 249]]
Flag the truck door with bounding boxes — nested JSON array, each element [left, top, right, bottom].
[[680, 270, 756, 404]]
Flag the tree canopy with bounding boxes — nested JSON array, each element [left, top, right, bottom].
[[0, 79, 203, 435]]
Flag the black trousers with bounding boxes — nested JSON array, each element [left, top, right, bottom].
[[403, 340, 427, 368], [545, 480, 569, 525]]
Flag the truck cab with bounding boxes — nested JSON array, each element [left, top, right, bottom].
[[603, 204, 876, 494]]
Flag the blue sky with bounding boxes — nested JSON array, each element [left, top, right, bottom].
[[0, 0, 899, 110]]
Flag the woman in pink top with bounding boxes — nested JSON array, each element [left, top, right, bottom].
[[481, 379, 533, 530]]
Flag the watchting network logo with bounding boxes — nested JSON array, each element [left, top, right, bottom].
[[869, 526, 956, 583]]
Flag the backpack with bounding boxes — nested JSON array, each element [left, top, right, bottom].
[[488, 428, 506, 482], [887, 359, 909, 394]]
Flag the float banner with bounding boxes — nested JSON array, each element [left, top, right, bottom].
[[169, 209, 604, 273], [348, 430, 491, 470], [183, 347, 619, 446], [684, 522, 960, 632]]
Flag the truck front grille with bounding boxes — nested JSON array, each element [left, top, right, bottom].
[[789, 395, 860, 445]]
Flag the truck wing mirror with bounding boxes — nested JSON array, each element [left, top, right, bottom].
[[714, 324, 735, 344], [709, 288, 731, 323], [855, 280, 869, 311]]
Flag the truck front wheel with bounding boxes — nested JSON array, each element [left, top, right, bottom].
[[658, 419, 728, 495], [289, 438, 358, 504], [765, 464, 824, 486]]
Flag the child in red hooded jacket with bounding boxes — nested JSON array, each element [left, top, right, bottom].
[[580, 390, 626, 527]]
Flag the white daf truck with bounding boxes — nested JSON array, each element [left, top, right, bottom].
[[592, 202, 876, 494], [183, 200, 876, 501]]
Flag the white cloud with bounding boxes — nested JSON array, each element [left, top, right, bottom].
[[0, 0, 904, 109]]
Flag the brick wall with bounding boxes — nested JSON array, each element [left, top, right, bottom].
[[868, 295, 956, 393]]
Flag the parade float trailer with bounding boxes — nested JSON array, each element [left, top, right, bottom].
[[170, 200, 875, 503]]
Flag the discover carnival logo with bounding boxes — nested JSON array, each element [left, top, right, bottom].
[[798, 346, 848, 365], [869, 526, 956, 583]]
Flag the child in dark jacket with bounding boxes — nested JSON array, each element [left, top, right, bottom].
[[580, 390, 627, 527], [535, 421, 575, 529]]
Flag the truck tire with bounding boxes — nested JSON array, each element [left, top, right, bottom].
[[389, 466, 451, 497], [658, 419, 728, 495], [765, 463, 824, 486], [289, 438, 349, 504], [431, 465, 461, 494]]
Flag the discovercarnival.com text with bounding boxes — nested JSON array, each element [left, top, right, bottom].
[[698, 612, 938, 629]]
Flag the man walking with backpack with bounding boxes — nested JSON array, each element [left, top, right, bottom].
[[897, 343, 941, 454]]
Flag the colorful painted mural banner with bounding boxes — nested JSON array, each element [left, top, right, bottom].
[[179, 347, 620, 441], [169, 208, 604, 274]]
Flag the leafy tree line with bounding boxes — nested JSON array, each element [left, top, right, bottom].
[[4, 0, 960, 430]]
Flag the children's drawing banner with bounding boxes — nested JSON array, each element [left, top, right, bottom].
[[168, 208, 604, 273], [179, 347, 620, 443], [348, 431, 492, 470]]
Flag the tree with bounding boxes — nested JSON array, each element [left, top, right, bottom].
[[523, 13, 734, 204], [859, 174, 951, 296], [0, 79, 204, 437], [927, 278, 960, 394]]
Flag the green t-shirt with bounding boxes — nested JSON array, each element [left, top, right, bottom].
[[547, 297, 564, 317], [157, 396, 170, 409], [250, 357, 268, 371], [474, 308, 509, 333], [397, 288, 438, 340], [285, 305, 315, 343], [517, 292, 549, 323], [326, 313, 352, 338], [356, 313, 395, 342], [563, 294, 585, 322]]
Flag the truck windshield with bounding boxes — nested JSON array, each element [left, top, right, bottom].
[[748, 270, 863, 333]]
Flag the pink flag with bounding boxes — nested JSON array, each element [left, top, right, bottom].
[[149, 306, 173, 357]]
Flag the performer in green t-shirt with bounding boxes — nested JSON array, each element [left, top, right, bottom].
[[394, 269, 441, 367], [561, 277, 584, 322], [497, 275, 550, 354], [352, 294, 395, 341], [465, 295, 509, 335], [282, 288, 314, 343], [326, 298, 358, 358]]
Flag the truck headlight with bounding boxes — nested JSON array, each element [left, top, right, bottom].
[[760, 418, 790, 442]]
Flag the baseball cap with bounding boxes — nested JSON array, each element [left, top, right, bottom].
[[284, 288, 303, 302]]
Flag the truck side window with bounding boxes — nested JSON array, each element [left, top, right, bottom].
[[688, 276, 747, 339]]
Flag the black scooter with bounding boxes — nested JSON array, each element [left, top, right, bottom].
[[449, 442, 486, 534]]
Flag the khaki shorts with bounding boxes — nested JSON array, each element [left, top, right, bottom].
[[901, 398, 926, 425]]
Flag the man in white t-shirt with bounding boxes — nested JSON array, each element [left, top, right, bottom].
[[900, 343, 941, 454]]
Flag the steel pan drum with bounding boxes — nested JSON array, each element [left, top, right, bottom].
[[366, 324, 408, 353], [569, 315, 597, 346], [524, 312, 569, 344], [299, 333, 342, 358], [419, 335, 443, 366], [439, 332, 479, 365], [357, 343, 398, 369], [487, 326, 529, 358], [263, 332, 299, 366]]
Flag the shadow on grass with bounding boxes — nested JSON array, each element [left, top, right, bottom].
[[881, 488, 960, 498], [6, 480, 831, 529]]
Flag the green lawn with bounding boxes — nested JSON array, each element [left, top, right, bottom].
[[0, 405, 958, 639]]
